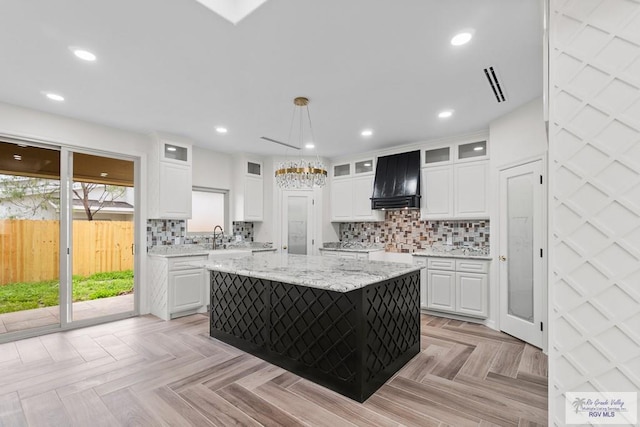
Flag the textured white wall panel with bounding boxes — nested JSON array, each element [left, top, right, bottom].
[[549, 0, 640, 425]]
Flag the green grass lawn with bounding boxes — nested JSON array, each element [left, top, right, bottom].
[[0, 270, 133, 314]]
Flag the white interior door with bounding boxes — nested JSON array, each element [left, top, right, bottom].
[[281, 191, 313, 255], [499, 159, 544, 348]]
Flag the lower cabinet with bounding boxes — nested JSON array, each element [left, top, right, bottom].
[[456, 271, 488, 317], [168, 268, 207, 315], [148, 254, 208, 320], [320, 250, 369, 260], [427, 269, 456, 312], [413, 256, 489, 318]]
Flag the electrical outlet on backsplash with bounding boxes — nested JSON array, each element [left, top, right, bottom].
[[339, 210, 489, 253]]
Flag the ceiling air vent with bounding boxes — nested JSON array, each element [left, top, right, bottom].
[[484, 66, 506, 103]]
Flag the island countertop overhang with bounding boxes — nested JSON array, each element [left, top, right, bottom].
[[190, 253, 421, 293]]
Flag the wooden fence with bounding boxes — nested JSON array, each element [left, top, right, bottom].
[[0, 220, 134, 285]]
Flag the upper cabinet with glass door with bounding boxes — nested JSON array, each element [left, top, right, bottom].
[[424, 146, 452, 166], [421, 139, 489, 220], [161, 139, 192, 166], [149, 134, 193, 219], [232, 156, 263, 222], [456, 141, 487, 162], [330, 158, 382, 222]]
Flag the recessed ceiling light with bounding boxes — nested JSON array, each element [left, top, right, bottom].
[[13, 154, 22, 161], [451, 32, 473, 46], [438, 110, 453, 118], [44, 92, 65, 102], [100, 172, 108, 177], [166, 146, 177, 152], [474, 146, 484, 151], [215, 127, 228, 134], [305, 143, 315, 149], [71, 48, 97, 62], [361, 129, 373, 137]]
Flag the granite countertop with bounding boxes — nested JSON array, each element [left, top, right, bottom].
[[320, 242, 385, 253], [191, 253, 421, 293], [318, 247, 384, 253], [148, 243, 275, 258], [412, 248, 492, 260]]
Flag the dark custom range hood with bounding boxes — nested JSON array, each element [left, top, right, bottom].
[[371, 150, 421, 210]]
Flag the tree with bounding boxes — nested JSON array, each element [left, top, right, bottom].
[[0, 175, 59, 219], [0, 175, 127, 221], [72, 182, 126, 221]]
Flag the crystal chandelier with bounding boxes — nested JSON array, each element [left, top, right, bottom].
[[272, 97, 327, 189]]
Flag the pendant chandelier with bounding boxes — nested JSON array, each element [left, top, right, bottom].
[[271, 97, 327, 189]]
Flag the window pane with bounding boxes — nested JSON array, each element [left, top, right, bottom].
[[424, 147, 450, 164], [247, 162, 261, 176], [355, 160, 373, 174], [458, 141, 486, 159], [188, 190, 225, 233], [334, 164, 350, 177]]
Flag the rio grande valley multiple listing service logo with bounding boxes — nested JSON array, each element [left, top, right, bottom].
[[566, 392, 637, 425]]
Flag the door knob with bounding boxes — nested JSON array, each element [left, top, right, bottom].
[[499, 255, 507, 261]]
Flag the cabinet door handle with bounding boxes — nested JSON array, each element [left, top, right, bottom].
[[283, 246, 287, 250], [499, 255, 507, 261]]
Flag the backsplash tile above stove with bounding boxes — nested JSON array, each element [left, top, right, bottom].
[[339, 210, 489, 253]]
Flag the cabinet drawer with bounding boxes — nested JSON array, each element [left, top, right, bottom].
[[455, 259, 489, 273], [427, 258, 455, 271], [168, 255, 208, 271], [412, 257, 427, 267], [321, 251, 339, 258]]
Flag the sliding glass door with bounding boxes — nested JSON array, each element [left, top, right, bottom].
[[68, 152, 135, 324], [0, 142, 62, 336], [0, 140, 137, 341]]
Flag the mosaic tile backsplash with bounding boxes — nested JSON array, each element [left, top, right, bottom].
[[339, 210, 489, 253], [147, 219, 254, 249]]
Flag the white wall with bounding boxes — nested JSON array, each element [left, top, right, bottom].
[[549, 1, 640, 425], [488, 97, 548, 334], [192, 145, 232, 189], [489, 97, 548, 168], [0, 102, 151, 156]]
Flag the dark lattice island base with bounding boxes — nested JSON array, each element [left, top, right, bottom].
[[209, 270, 420, 402]]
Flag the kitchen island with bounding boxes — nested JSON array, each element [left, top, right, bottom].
[[195, 253, 421, 402]]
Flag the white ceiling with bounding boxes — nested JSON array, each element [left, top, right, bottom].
[[0, 0, 544, 159]]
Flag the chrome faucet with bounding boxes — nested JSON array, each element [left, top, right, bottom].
[[213, 225, 224, 250]]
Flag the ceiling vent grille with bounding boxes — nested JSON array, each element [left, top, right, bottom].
[[484, 66, 506, 103]]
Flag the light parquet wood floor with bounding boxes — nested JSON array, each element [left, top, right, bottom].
[[0, 313, 548, 426]]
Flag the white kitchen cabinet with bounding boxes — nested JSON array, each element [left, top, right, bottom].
[[420, 160, 488, 220], [330, 166, 383, 222], [169, 268, 207, 314], [415, 256, 489, 318], [420, 165, 454, 219], [233, 157, 264, 222], [148, 254, 208, 320], [454, 161, 489, 218], [420, 139, 489, 220], [330, 179, 353, 221], [148, 136, 193, 219], [456, 272, 488, 317], [412, 256, 428, 308], [352, 175, 379, 220], [427, 269, 456, 312], [320, 250, 370, 261], [158, 163, 192, 218], [243, 175, 263, 221]]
